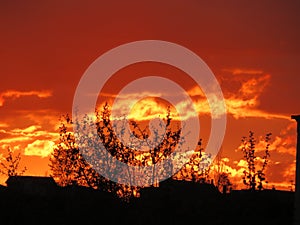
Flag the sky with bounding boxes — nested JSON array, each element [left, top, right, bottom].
[[0, 0, 300, 190]]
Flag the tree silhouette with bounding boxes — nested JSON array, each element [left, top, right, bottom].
[[49, 114, 103, 188], [172, 139, 212, 183], [119, 105, 184, 185], [50, 102, 205, 199], [211, 149, 232, 193], [94, 103, 205, 186], [240, 131, 272, 191], [49, 113, 139, 200], [0, 146, 27, 177]]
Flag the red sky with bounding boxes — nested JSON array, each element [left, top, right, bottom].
[[0, 0, 300, 190]]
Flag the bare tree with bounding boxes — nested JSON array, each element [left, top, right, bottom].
[[50, 102, 206, 200], [49, 115, 103, 188], [211, 148, 232, 193], [241, 131, 272, 191], [172, 139, 211, 183], [0, 146, 27, 177], [49, 113, 137, 201], [122, 106, 184, 186]]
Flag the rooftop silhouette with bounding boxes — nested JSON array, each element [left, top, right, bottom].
[[0, 175, 295, 225]]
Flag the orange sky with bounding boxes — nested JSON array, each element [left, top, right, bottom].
[[0, 0, 300, 190]]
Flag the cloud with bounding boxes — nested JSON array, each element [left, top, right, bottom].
[[237, 122, 297, 156], [0, 123, 8, 128], [210, 157, 246, 189], [282, 161, 296, 181], [186, 73, 288, 120], [100, 90, 222, 121], [270, 123, 296, 155], [222, 157, 293, 190], [24, 140, 55, 158], [4, 125, 58, 139], [95, 71, 289, 121], [212, 69, 289, 120], [12, 125, 41, 134], [235, 159, 248, 168], [0, 122, 60, 159], [230, 121, 297, 191], [238, 74, 270, 97], [187, 86, 205, 97], [222, 73, 290, 120], [222, 68, 264, 75], [0, 136, 32, 144], [0, 90, 52, 107], [104, 97, 173, 121]]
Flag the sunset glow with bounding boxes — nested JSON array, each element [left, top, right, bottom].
[[0, 1, 299, 192]]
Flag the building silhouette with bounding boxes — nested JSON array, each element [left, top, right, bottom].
[[6, 175, 57, 196]]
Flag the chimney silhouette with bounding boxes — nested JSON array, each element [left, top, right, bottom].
[[291, 115, 300, 225]]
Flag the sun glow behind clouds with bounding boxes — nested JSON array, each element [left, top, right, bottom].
[[105, 71, 289, 122], [128, 97, 178, 121], [0, 69, 295, 190]]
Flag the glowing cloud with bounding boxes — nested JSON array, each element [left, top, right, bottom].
[[24, 140, 55, 158], [12, 125, 41, 134], [270, 124, 296, 155], [0, 123, 8, 128], [223, 73, 290, 120], [222, 68, 264, 75], [0, 90, 52, 107], [187, 86, 205, 97], [236, 122, 296, 156], [102, 72, 289, 122], [0, 136, 32, 144]]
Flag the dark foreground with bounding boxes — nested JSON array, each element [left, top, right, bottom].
[[0, 179, 295, 225]]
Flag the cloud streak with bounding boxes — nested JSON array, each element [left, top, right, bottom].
[[0, 90, 52, 107], [96, 71, 290, 121], [222, 68, 264, 75]]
